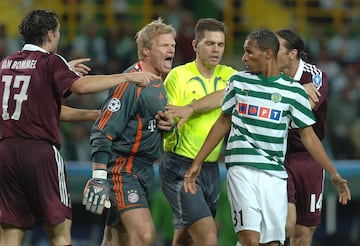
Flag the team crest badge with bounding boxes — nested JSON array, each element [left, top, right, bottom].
[[127, 190, 139, 203], [271, 92, 282, 103], [107, 98, 121, 112], [313, 74, 322, 88]]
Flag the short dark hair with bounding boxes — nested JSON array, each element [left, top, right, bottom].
[[19, 9, 59, 45], [246, 29, 279, 57], [275, 28, 309, 62], [194, 18, 226, 44]]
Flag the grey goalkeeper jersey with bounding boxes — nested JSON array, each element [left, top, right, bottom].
[[90, 62, 168, 166]]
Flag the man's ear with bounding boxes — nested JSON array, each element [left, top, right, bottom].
[[265, 48, 275, 59], [143, 48, 150, 57], [46, 30, 53, 42], [289, 49, 298, 60], [192, 40, 197, 52]]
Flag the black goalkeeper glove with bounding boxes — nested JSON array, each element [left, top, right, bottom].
[[82, 169, 111, 215]]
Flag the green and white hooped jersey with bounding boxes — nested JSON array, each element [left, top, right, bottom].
[[222, 71, 316, 179]]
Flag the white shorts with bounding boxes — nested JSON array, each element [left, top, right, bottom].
[[226, 165, 287, 244]]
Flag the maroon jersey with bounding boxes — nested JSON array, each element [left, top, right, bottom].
[[0, 44, 80, 148], [287, 60, 328, 153]]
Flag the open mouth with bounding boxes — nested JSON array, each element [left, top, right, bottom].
[[164, 56, 173, 69]]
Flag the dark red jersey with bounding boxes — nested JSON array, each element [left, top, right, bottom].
[[287, 59, 328, 153], [0, 44, 80, 148]]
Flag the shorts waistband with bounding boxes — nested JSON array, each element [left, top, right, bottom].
[[164, 151, 218, 166]]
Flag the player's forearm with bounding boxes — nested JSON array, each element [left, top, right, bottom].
[[71, 74, 131, 94], [190, 90, 225, 113], [60, 105, 100, 121]]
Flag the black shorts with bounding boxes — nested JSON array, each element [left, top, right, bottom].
[[105, 155, 155, 226], [0, 138, 72, 229], [159, 152, 220, 229]]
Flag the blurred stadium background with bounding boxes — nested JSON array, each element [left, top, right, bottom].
[[0, 0, 359, 245]]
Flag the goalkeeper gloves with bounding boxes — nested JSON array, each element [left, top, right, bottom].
[[82, 169, 111, 214]]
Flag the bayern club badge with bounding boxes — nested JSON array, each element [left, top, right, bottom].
[[107, 98, 121, 112], [128, 191, 139, 203]]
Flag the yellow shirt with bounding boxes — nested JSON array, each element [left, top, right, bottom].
[[164, 61, 237, 162]]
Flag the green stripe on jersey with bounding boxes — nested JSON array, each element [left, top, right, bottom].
[[226, 161, 285, 171], [222, 71, 315, 178]]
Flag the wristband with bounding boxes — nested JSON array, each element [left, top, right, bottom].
[[92, 169, 107, 179]]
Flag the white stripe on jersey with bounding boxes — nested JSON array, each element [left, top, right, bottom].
[[56, 53, 81, 76], [222, 71, 315, 178]]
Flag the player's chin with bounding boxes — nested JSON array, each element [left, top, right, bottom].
[[209, 57, 220, 65], [161, 65, 172, 74]]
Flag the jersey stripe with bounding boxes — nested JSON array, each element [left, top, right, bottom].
[[53, 146, 70, 207], [136, 86, 142, 101], [113, 157, 126, 208], [128, 114, 143, 164], [98, 83, 129, 130]]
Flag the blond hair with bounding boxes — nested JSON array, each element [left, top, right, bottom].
[[135, 18, 176, 60]]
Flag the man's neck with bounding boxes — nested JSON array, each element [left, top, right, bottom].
[[288, 59, 300, 78], [139, 60, 161, 77], [195, 58, 215, 79], [263, 61, 281, 78]]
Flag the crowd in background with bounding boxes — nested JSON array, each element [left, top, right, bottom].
[[305, 22, 360, 160], [0, 2, 359, 246], [0, 0, 359, 162]]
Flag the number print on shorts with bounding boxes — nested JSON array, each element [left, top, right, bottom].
[[1, 75, 30, 120], [310, 193, 323, 212], [233, 209, 244, 227]]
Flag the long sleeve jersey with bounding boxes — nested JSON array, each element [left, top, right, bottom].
[[90, 62, 168, 166]]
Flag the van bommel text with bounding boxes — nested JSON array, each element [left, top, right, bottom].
[[1, 59, 37, 70]]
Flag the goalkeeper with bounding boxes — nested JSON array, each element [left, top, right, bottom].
[[82, 18, 176, 246]]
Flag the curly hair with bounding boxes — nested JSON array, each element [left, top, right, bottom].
[[19, 9, 59, 46], [247, 29, 279, 57]]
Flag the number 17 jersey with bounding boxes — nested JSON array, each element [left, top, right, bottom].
[[0, 44, 80, 149]]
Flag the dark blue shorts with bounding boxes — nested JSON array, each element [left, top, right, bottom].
[[285, 152, 324, 226], [0, 138, 72, 229], [159, 152, 220, 229]]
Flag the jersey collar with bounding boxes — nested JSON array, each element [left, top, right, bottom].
[[22, 44, 49, 54], [293, 59, 304, 81]]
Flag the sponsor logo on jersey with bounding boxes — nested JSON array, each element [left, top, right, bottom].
[[107, 98, 121, 112], [148, 119, 157, 132], [238, 103, 281, 122], [313, 74, 322, 88]]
